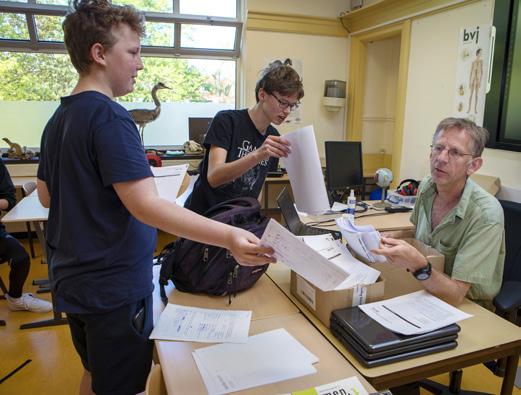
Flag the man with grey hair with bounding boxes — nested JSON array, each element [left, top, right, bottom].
[[373, 117, 504, 310]]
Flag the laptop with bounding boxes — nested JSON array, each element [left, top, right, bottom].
[[188, 117, 212, 145], [330, 306, 460, 367], [276, 187, 341, 239]]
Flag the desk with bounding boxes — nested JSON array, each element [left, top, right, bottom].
[[262, 173, 290, 214], [1, 194, 67, 329], [153, 270, 376, 394], [267, 264, 521, 394], [156, 313, 376, 394], [2, 193, 48, 262]]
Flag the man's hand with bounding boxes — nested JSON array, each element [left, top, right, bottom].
[[227, 227, 276, 267], [372, 237, 427, 271], [256, 135, 291, 162]]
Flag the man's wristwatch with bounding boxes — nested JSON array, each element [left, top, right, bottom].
[[412, 261, 432, 281]]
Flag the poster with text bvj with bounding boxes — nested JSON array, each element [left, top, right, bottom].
[[453, 25, 492, 126]]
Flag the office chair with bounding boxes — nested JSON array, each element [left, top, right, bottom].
[[22, 181, 37, 259], [418, 199, 521, 394]]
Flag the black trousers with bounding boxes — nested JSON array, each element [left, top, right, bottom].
[[0, 234, 30, 298]]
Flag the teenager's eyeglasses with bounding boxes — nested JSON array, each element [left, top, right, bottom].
[[270, 93, 300, 111], [430, 144, 474, 161]]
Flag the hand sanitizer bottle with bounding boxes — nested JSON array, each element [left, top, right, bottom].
[[347, 189, 356, 218]]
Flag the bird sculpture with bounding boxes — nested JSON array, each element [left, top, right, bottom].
[[129, 82, 171, 143]]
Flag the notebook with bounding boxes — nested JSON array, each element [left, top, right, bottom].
[[276, 187, 341, 239], [330, 306, 460, 367]]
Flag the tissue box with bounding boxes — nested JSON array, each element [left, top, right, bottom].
[[370, 238, 444, 299], [290, 272, 384, 328]]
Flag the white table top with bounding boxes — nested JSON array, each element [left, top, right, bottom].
[[2, 194, 48, 223]]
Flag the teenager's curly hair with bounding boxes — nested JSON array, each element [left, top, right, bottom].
[[63, 0, 145, 73]]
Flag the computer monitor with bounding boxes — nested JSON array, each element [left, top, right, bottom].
[[325, 141, 364, 202], [188, 117, 213, 144]]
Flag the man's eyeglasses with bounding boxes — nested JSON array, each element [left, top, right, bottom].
[[270, 93, 300, 111], [430, 144, 475, 161]]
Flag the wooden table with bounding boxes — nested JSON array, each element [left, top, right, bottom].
[[267, 264, 521, 394], [154, 272, 376, 394]]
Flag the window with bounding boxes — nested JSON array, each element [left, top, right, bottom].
[[484, 0, 521, 152], [0, 0, 242, 148]]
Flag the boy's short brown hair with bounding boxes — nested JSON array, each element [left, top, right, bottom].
[[63, 0, 145, 73], [255, 58, 304, 102]]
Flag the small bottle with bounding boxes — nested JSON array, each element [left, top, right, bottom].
[[347, 189, 356, 218]]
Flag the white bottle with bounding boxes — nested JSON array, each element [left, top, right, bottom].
[[347, 189, 356, 218]]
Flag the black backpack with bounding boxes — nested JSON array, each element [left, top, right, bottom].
[[157, 197, 270, 304]]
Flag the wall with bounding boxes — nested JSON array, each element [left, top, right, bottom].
[[400, 0, 521, 191], [244, 1, 350, 159]]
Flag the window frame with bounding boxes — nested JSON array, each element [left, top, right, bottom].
[[0, 1, 243, 58]]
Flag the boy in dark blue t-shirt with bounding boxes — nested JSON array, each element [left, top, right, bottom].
[[185, 60, 304, 215], [37, 1, 274, 394]]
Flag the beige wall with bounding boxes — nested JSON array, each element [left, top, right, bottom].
[[400, 0, 521, 190], [245, 1, 350, 158]]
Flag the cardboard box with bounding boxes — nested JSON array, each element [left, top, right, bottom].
[[370, 238, 445, 299], [290, 272, 384, 328], [470, 173, 501, 196]]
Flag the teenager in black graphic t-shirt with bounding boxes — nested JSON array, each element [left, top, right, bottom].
[[185, 59, 305, 215]]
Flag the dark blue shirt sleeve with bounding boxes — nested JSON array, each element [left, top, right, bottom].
[[94, 116, 153, 187]]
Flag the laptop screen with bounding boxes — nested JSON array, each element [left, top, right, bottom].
[[276, 188, 302, 234], [188, 117, 212, 144]]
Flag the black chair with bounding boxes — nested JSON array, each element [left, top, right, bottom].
[[418, 199, 521, 394]]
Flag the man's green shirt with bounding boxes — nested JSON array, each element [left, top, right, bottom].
[[411, 176, 505, 309]]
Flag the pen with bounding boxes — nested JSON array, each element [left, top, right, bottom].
[[382, 305, 421, 328]]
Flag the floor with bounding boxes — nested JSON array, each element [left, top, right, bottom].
[[1, 233, 520, 394]]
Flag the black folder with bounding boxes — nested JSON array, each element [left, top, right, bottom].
[[331, 306, 460, 367]]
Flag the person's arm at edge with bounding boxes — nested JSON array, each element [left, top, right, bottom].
[[36, 178, 51, 208], [372, 237, 471, 306], [207, 135, 290, 188], [113, 177, 275, 266], [0, 163, 16, 211]]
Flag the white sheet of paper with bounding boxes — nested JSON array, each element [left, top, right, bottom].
[[359, 290, 473, 335], [281, 125, 330, 214], [149, 304, 251, 343], [300, 234, 380, 289], [336, 216, 386, 263], [151, 164, 188, 204], [193, 328, 318, 395], [261, 219, 350, 291]]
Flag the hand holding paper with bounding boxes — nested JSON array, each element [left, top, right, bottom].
[[336, 216, 386, 263]]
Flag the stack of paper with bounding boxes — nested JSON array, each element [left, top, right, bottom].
[[193, 328, 318, 395], [336, 216, 386, 263], [149, 304, 251, 343], [260, 219, 380, 291]]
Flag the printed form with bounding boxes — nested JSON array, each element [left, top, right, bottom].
[[261, 219, 379, 291], [359, 290, 472, 335], [149, 304, 251, 343]]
